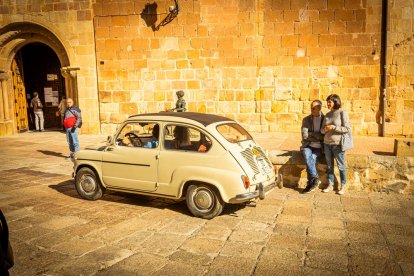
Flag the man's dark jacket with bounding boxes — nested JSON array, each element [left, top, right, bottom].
[[301, 113, 325, 150]]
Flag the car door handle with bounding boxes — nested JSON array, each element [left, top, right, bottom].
[[106, 147, 114, 151]]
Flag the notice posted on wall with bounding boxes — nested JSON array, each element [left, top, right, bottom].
[[44, 87, 59, 107], [47, 74, 58, 81]]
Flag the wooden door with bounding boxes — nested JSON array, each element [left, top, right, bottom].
[[11, 58, 29, 132]]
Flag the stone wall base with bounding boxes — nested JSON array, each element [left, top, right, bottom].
[[394, 138, 414, 157], [0, 121, 15, 136], [269, 150, 414, 195]]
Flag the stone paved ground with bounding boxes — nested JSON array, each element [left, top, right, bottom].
[[0, 131, 413, 275]]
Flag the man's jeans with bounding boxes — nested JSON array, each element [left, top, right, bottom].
[[301, 146, 322, 182], [324, 144, 346, 187], [66, 127, 80, 158], [34, 111, 44, 130]]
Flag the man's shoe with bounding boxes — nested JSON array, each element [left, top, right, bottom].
[[309, 177, 321, 192], [322, 185, 333, 193], [309, 184, 317, 192], [302, 182, 312, 194]]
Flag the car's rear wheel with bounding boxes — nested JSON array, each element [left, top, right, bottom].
[[186, 184, 223, 219], [75, 167, 103, 200]]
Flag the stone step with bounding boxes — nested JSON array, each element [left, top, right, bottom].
[[269, 149, 414, 194]]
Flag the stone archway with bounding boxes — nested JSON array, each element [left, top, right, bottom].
[[0, 22, 74, 136]]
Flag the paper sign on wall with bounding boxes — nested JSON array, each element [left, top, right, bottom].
[[44, 87, 59, 107], [47, 74, 58, 81]]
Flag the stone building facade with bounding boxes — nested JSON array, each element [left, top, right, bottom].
[[0, 0, 413, 137]]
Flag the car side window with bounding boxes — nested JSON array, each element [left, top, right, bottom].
[[164, 124, 211, 152], [116, 122, 159, 149]]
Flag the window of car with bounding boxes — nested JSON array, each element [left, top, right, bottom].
[[116, 122, 160, 148], [164, 124, 212, 152], [216, 123, 252, 143]]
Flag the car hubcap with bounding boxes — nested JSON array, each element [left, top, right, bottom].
[[80, 175, 96, 193], [194, 188, 213, 210]]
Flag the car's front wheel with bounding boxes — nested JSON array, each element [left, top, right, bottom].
[[186, 184, 224, 219], [75, 167, 103, 200]]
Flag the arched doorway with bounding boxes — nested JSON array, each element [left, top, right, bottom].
[[16, 43, 66, 131], [0, 22, 73, 136]]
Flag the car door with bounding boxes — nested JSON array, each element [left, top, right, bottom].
[[157, 124, 214, 195], [102, 121, 160, 192]]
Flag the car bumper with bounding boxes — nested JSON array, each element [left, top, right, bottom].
[[230, 180, 276, 203]]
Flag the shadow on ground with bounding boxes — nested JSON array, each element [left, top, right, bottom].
[[373, 151, 394, 156], [38, 150, 67, 158], [49, 180, 247, 218]]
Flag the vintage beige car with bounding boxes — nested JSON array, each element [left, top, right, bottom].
[[73, 112, 276, 219]]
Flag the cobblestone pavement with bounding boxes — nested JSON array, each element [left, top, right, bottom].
[[0, 131, 413, 275]]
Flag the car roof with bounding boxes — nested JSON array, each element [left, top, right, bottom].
[[128, 112, 235, 126]]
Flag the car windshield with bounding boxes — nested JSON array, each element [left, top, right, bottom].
[[216, 123, 252, 143]]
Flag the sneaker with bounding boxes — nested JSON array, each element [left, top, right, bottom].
[[309, 177, 321, 192], [322, 185, 333, 193], [337, 188, 345, 195], [302, 185, 311, 194]]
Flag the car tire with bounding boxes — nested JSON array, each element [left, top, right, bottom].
[[186, 184, 224, 219], [75, 167, 103, 200]]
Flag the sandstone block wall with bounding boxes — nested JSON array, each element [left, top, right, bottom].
[[0, 0, 413, 137], [93, 0, 396, 135], [388, 0, 414, 136]]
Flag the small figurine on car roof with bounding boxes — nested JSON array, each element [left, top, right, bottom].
[[172, 90, 186, 112]]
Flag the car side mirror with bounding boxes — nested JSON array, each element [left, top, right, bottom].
[[107, 135, 113, 145]]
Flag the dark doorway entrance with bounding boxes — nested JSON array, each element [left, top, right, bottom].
[[17, 43, 66, 130]]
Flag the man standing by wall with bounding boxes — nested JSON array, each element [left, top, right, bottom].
[[300, 100, 325, 193], [58, 96, 67, 131], [63, 98, 82, 160], [30, 92, 44, 132]]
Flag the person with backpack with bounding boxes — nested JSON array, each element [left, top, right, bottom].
[[321, 94, 352, 195], [63, 98, 82, 160], [30, 91, 45, 132]]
